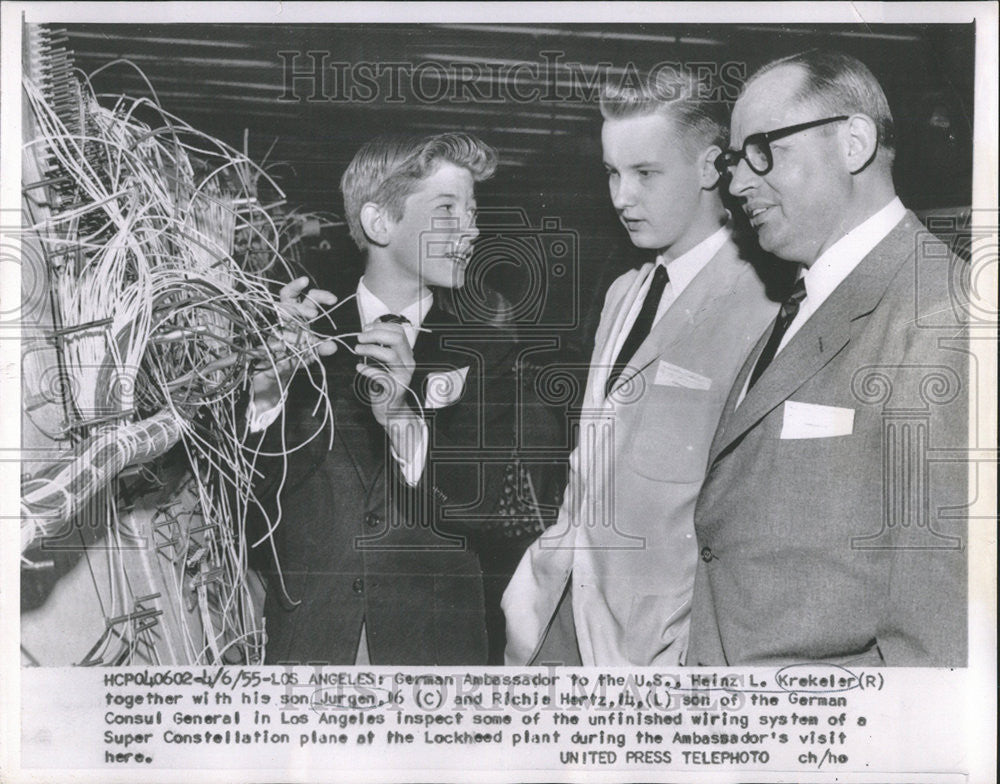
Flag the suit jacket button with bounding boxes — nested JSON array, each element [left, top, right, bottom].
[[364, 512, 382, 528], [700, 546, 714, 563], [352, 578, 364, 594]]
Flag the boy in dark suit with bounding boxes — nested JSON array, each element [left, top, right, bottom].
[[247, 133, 519, 665]]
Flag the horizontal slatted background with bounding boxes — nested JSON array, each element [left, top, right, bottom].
[[55, 22, 974, 352]]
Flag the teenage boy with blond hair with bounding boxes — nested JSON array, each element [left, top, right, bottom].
[[249, 132, 519, 665]]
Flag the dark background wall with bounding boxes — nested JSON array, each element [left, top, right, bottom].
[[59, 22, 976, 361]]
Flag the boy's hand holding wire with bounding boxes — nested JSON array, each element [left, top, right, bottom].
[[251, 276, 338, 410], [354, 320, 416, 428], [354, 320, 428, 486]]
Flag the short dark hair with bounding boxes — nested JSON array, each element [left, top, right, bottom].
[[599, 65, 729, 155], [748, 49, 896, 162], [340, 132, 498, 250]]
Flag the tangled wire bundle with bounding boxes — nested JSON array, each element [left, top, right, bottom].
[[21, 30, 341, 664]]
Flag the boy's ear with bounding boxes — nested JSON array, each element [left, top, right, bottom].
[[359, 201, 391, 247], [699, 145, 723, 190]]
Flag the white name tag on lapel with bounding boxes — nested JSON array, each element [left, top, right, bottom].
[[424, 366, 470, 409], [781, 401, 854, 439], [654, 360, 712, 390]]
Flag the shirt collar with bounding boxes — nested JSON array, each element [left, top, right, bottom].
[[655, 223, 731, 297], [356, 278, 433, 349], [356, 277, 433, 328], [803, 196, 906, 305]]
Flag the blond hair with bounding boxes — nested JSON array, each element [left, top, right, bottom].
[[340, 132, 498, 250], [600, 65, 729, 155]]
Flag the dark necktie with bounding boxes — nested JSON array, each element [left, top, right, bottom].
[[361, 313, 412, 398], [746, 278, 808, 391], [605, 264, 669, 397]]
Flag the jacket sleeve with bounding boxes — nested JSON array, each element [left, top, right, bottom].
[[876, 308, 969, 666]]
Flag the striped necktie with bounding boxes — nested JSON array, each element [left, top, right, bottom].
[[746, 278, 808, 390]]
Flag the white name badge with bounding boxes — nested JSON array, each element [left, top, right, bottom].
[[781, 400, 855, 439], [654, 360, 713, 390]]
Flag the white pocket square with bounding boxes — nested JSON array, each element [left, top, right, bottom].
[[781, 400, 854, 439], [654, 360, 712, 390], [424, 366, 469, 409]]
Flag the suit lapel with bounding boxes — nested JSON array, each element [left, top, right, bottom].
[[610, 239, 742, 396], [590, 265, 651, 406], [335, 300, 459, 490], [709, 213, 922, 463], [708, 328, 767, 462], [410, 302, 458, 402], [322, 288, 385, 491]]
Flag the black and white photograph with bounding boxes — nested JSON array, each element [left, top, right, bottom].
[[1, 2, 996, 782]]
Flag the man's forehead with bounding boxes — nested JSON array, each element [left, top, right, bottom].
[[732, 64, 807, 140]]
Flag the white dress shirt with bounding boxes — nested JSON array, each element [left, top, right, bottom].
[[248, 277, 433, 486], [355, 278, 432, 352], [354, 280, 433, 666], [736, 197, 906, 405], [607, 223, 731, 375], [355, 279, 432, 487]]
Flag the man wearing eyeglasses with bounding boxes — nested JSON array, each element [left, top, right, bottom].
[[688, 50, 968, 667]]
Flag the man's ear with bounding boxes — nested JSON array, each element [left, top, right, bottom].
[[359, 201, 391, 247], [699, 145, 723, 190], [843, 114, 879, 174]]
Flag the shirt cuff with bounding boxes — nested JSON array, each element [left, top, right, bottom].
[[388, 416, 429, 487], [246, 388, 284, 433]]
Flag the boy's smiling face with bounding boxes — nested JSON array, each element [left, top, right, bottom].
[[384, 161, 480, 290]]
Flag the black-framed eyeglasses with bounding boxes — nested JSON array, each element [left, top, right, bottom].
[[714, 115, 849, 176]]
